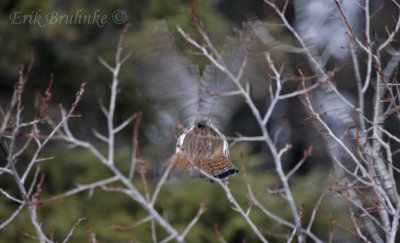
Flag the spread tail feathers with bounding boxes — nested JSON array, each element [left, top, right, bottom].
[[163, 152, 238, 179]]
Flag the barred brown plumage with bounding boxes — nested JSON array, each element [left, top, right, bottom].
[[163, 122, 238, 179]]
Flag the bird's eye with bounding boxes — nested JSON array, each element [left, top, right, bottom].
[[197, 122, 205, 128]]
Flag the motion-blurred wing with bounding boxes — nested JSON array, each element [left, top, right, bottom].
[[199, 21, 264, 129], [139, 21, 202, 127], [139, 21, 268, 130]]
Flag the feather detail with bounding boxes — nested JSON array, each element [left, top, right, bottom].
[[163, 151, 238, 179], [208, 154, 238, 179], [163, 152, 209, 174], [163, 124, 238, 179]]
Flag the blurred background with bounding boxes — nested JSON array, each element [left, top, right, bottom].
[[0, 0, 398, 242]]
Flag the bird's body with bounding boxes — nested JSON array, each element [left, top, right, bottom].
[[164, 121, 238, 179]]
